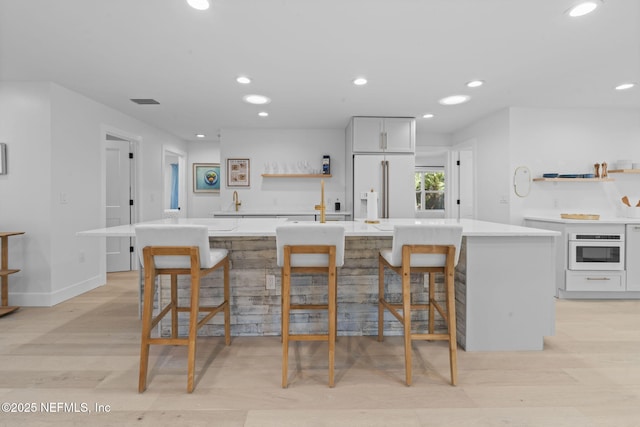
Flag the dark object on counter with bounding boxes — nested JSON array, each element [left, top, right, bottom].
[[543, 173, 559, 178], [601, 162, 608, 177], [322, 155, 330, 175], [335, 202, 340, 211], [594, 163, 600, 178]]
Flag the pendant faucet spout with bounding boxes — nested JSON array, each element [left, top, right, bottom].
[[314, 179, 326, 223]]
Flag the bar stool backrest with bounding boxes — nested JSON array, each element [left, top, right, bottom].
[[134, 224, 213, 269], [276, 224, 345, 268], [389, 224, 463, 267]]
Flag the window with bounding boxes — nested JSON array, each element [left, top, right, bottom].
[[415, 167, 445, 211]]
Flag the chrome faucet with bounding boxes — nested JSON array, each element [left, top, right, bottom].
[[233, 191, 241, 212], [314, 179, 326, 223]]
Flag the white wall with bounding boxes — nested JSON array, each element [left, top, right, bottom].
[[416, 131, 451, 147], [511, 107, 640, 223], [451, 106, 640, 225], [219, 129, 345, 213], [0, 81, 187, 306], [188, 140, 221, 217], [452, 109, 511, 223], [0, 82, 52, 302]]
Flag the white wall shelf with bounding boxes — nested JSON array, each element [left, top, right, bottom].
[[609, 169, 640, 174]]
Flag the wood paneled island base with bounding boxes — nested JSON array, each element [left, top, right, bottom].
[[80, 218, 559, 351]]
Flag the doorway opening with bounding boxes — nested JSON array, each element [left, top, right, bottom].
[[162, 147, 187, 219]]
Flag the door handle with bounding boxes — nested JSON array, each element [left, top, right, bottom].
[[586, 277, 611, 281]]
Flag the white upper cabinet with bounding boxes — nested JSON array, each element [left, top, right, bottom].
[[350, 117, 415, 153]]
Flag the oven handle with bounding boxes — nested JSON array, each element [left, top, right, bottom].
[[585, 277, 612, 281]]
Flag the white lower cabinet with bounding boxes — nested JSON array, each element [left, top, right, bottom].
[[626, 224, 640, 291], [565, 271, 625, 292]]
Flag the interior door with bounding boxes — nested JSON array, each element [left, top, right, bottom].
[[458, 149, 475, 219], [106, 139, 132, 272]]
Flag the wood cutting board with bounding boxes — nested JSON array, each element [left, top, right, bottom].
[[560, 213, 600, 220]]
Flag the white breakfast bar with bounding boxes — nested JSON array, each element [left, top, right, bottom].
[[79, 218, 559, 352]]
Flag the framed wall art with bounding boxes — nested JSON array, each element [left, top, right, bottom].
[[227, 158, 250, 187], [193, 163, 221, 193]]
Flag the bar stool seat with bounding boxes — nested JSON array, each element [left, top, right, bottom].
[[276, 224, 345, 388], [378, 224, 462, 386], [135, 224, 231, 393]]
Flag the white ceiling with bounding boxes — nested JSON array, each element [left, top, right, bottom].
[[1, 0, 639, 141]]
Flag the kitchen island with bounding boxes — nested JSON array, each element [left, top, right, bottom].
[[80, 218, 559, 351]]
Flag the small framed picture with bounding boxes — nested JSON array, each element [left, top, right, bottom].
[[193, 163, 221, 193], [227, 158, 250, 187]]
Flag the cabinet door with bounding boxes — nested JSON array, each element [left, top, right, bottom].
[[626, 225, 640, 291], [352, 117, 384, 152], [353, 154, 384, 218], [383, 117, 415, 153], [385, 155, 416, 218]]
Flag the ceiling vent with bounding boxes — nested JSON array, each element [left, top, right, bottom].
[[130, 98, 160, 105]]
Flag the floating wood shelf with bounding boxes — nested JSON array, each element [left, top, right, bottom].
[[261, 174, 332, 178], [1, 231, 24, 317], [609, 169, 640, 174], [533, 178, 615, 182], [560, 213, 600, 220]]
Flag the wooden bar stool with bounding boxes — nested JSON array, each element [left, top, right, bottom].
[[135, 224, 231, 393], [378, 224, 462, 386], [276, 224, 345, 388]]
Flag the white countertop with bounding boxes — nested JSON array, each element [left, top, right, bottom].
[[525, 215, 640, 225], [78, 218, 559, 238], [212, 209, 350, 217]]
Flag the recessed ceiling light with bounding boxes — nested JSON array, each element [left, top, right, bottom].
[[353, 77, 368, 86], [243, 94, 271, 105], [567, 1, 600, 17], [195, 134, 206, 138], [466, 80, 484, 88], [236, 76, 251, 84], [187, 0, 210, 11], [615, 82, 636, 91], [438, 95, 471, 106], [422, 113, 435, 119], [258, 111, 269, 117]]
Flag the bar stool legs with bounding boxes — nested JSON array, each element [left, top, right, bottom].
[[281, 245, 338, 388], [378, 244, 459, 386], [138, 248, 230, 393]]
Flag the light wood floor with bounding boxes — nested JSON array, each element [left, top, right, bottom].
[[1, 271, 640, 426]]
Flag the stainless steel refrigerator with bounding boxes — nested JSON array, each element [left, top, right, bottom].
[[351, 154, 415, 219]]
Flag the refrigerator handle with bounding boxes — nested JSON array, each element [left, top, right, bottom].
[[382, 160, 389, 218]]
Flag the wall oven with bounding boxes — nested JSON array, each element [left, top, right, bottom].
[[568, 233, 625, 271]]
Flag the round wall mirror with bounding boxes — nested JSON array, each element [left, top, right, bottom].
[[513, 166, 531, 197]]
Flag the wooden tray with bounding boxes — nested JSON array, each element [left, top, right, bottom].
[[560, 213, 600, 220]]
